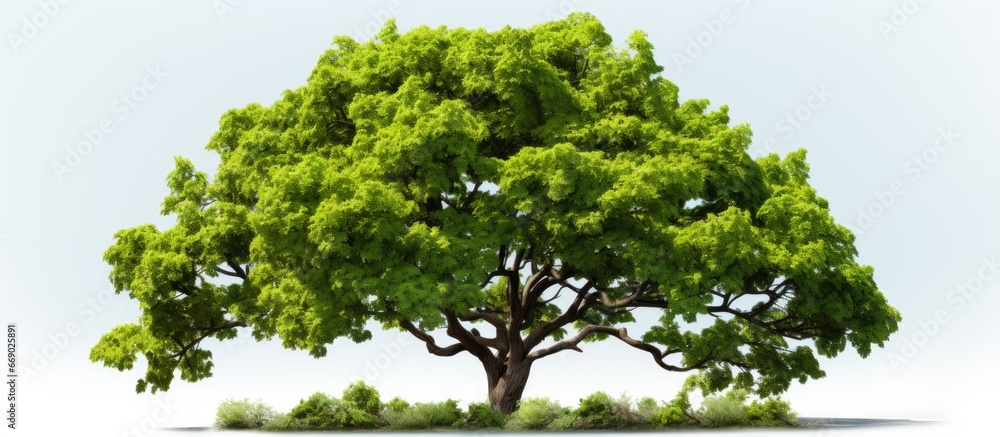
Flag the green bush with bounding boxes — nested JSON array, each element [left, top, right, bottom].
[[418, 399, 464, 427], [213, 398, 278, 429], [697, 390, 748, 428], [385, 400, 463, 429], [382, 408, 423, 430], [464, 402, 505, 428], [343, 381, 382, 417], [214, 381, 800, 431], [650, 403, 689, 427], [609, 393, 646, 426], [573, 392, 649, 428], [343, 406, 378, 428], [746, 398, 797, 426], [636, 396, 659, 420], [384, 397, 410, 413], [340, 381, 382, 428], [262, 413, 308, 431], [546, 410, 577, 430], [278, 388, 387, 430], [505, 397, 568, 430], [575, 391, 616, 428], [287, 392, 345, 430]]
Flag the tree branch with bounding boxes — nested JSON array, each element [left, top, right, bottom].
[[223, 254, 248, 280], [445, 310, 501, 363], [460, 181, 483, 210], [523, 280, 594, 350], [170, 320, 247, 360], [527, 325, 708, 372], [458, 310, 509, 353], [399, 320, 468, 357]]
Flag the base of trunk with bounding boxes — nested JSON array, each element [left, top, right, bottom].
[[488, 364, 532, 415]]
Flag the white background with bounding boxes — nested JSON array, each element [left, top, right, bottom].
[[2, 1, 999, 435]]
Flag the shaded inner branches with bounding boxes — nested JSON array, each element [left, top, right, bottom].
[[394, 246, 810, 380]]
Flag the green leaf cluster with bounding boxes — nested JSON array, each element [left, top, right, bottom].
[[92, 13, 900, 399]]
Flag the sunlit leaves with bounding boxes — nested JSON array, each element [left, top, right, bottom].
[[92, 13, 899, 400]]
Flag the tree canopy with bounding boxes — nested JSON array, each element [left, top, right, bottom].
[[91, 13, 900, 413]]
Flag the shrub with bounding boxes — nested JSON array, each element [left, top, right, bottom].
[[546, 410, 577, 430], [384, 397, 410, 413], [650, 403, 689, 427], [418, 399, 464, 427], [216, 382, 799, 431], [746, 398, 797, 426], [382, 407, 423, 430], [343, 381, 382, 417], [464, 402, 505, 428], [609, 393, 646, 426], [213, 398, 278, 429], [575, 391, 616, 428], [636, 396, 659, 420], [279, 388, 387, 430], [385, 400, 463, 429], [697, 390, 748, 428], [262, 413, 308, 431], [343, 406, 377, 429], [287, 392, 345, 430], [341, 381, 382, 428], [574, 391, 645, 428], [505, 397, 568, 430]]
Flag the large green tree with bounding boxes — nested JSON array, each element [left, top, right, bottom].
[[91, 14, 900, 414]]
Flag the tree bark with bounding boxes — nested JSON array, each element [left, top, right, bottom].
[[486, 360, 532, 415]]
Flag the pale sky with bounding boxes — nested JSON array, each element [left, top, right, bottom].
[[2, 1, 999, 435]]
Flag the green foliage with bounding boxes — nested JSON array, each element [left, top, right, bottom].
[[650, 403, 690, 427], [343, 381, 382, 417], [213, 398, 278, 429], [575, 391, 616, 428], [574, 391, 647, 429], [384, 397, 410, 413], [746, 398, 797, 426], [636, 396, 659, 420], [608, 393, 646, 426], [464, 402, 506, 428], [546, 411, 578, 431], [416, 399, 464, 428], [213, 382, 799, 431], [384, 400, 464, 430], [287, 392, 344, 430], [92, 11, 900, 405], [505, 398, 569, 430], [261, 414, 303, 431], [649, 380, 696, 427], [383, 408, 427, 430], [281, 389, 380, 430], [697, 390, 749, 427]]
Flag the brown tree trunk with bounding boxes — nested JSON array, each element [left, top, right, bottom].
[[486, 361, 532, 415]]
